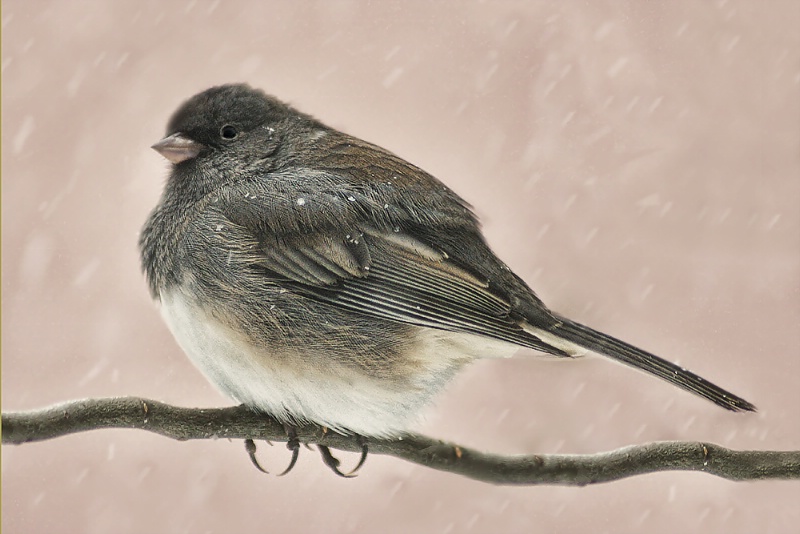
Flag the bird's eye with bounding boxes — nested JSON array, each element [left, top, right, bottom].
[[220, 125, 238, 140]]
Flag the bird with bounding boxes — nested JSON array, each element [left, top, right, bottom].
[[140, 84, 755, 475]]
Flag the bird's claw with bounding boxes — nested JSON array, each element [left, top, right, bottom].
[[244, 438, 269, 474], [277, 427, 300, 476], [317, 436, 368, 478], [244, 425, 301, 476], [245, 429, 368, 478]]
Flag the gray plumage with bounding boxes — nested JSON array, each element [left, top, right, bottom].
[[140, 84, 754, 437]]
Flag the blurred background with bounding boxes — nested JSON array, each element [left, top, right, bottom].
[[2, 1, 798, 533]]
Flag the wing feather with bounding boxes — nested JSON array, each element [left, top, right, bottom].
[[251, 227, 564, 355]]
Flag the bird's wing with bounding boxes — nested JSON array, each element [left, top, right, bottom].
[[263, 229, 564, 354], [214, 177, 567, 355]]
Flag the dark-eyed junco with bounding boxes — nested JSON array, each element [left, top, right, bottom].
[[140, 84, 754, 457]]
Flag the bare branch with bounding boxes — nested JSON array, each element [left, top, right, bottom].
[[2, 397, 798, 485]]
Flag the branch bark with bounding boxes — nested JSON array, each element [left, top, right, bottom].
[[2, 397, 798, 485]]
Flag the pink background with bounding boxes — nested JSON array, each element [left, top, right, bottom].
[[2, 1, 798, 533]]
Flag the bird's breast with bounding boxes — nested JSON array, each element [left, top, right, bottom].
[[158, 286, 512, 437]]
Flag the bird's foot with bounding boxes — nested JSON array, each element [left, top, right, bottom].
[[278, 426, 300, 476], [244, 424, 301, 475], [317, 434, 368, 478]]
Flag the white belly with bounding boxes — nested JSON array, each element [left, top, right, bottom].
[[159, 289, 516, 437]]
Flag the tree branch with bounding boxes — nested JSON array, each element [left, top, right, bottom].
[[2, 397, 798, 485]]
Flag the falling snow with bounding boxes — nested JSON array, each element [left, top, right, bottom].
[[3, 2, 796, 533], [382, 67, 404, 88], [13, 115, 35, 153]]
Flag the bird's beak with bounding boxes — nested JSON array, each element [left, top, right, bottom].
[[151, 133, 203, 164]]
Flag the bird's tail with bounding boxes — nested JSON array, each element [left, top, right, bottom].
[[544, 316, 756, 412]]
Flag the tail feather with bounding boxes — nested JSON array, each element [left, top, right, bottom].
[[549, 316, 756, 412]]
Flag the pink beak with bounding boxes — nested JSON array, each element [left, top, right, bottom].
[[151, 133, 203, 164]]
